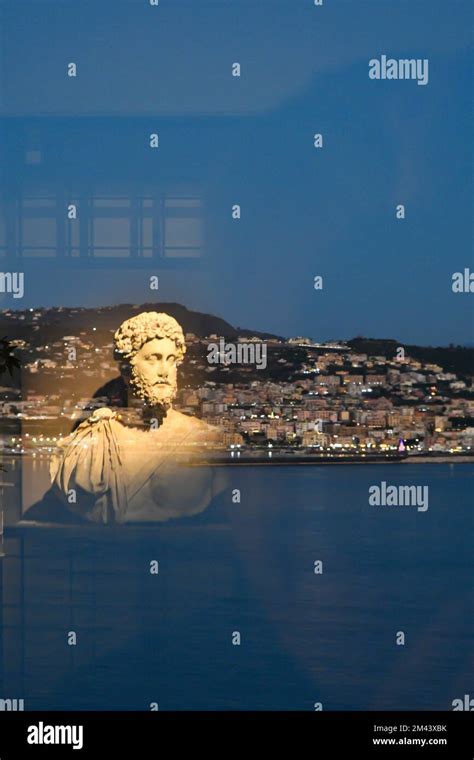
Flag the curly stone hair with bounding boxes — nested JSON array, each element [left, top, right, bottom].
[[114, 312, 186, 364]]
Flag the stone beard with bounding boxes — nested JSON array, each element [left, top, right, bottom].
[[127, 362, 177, 410]]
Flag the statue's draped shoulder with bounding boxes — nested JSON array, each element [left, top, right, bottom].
[[50, 407, 126, 522]]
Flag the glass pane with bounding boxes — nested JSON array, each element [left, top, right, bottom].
[[93, 199, 130, 208], [22, 198, 55, 208], [93, 218, 130, 248], [93, 249, 130, 258], [22, 249, 56, 257], [141, 218, 152, 247], [69, 219, 80, 247], [164, 248, 201, 259], [165, 217, 201, 247], [165, 198, 202, 208], [22, 218, 56, 247]]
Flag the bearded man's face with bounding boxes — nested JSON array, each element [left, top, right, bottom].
[[128, 337, 179, 408]]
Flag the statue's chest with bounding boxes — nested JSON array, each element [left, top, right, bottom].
[[117, 425, 190, 492], [115, 427, 210, 518]]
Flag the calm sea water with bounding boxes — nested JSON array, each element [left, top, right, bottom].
[[2, 463, 473, 710]]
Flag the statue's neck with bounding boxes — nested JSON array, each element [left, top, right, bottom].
[[122, 393, 170, 428]]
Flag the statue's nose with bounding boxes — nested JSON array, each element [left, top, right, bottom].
[[156, 361, 168, 377]]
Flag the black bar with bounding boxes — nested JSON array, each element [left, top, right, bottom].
[[0, 711, 472, 757]]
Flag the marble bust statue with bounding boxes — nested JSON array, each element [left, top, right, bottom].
[[29, 312, 225, 524]]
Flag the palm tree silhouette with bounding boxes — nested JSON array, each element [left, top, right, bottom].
[[0, 337, 20, 471], [0, 337, 20, 377]]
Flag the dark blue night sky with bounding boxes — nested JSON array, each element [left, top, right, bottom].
[[0, 0, 472, 345]]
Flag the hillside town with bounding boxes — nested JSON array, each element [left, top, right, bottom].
[[0, 307, 473, 459]]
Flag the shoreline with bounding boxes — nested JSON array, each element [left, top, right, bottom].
[[2, 454, 473, 469], [196, 454, 474, 466], [401, 455, 474, 464]]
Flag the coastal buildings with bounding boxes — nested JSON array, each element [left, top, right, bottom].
[[1, 307, 473, 457]]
